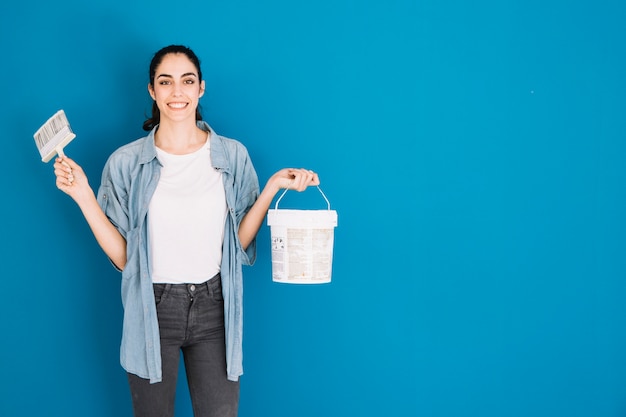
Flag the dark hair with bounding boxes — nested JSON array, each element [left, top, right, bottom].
[[143, 45, 204, 131]]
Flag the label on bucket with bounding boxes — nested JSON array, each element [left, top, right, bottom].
[[267, 209, 337, 284]]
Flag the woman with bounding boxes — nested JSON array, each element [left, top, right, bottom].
[[53, 44, 319, 417]]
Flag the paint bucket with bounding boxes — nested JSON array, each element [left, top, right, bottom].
[[267, 186, 338, 284]]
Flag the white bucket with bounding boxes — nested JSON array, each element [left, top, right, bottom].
[[267, 186, 338, 284]]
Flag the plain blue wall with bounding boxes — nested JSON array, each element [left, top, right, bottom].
[[1, 0, 625, 416]]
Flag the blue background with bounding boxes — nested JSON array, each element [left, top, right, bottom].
[[1, 0, 625, 416]]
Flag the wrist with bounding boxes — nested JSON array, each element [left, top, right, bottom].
[[265, 176, 283, 195]]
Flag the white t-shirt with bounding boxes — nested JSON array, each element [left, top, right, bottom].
[[148, 136, 227, 283]]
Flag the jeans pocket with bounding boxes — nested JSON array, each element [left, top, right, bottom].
[[153, 284, 170, 306]]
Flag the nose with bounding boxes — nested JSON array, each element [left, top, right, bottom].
[[172, 82, 183, 96]]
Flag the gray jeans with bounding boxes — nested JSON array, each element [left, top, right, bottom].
[[127, 274, 239, 417]]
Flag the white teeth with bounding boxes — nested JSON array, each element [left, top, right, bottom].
[[169, 103, 187, 109]]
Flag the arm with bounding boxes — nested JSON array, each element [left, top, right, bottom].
[[54, 156, 127, 270], [238, 168, 320, 250]]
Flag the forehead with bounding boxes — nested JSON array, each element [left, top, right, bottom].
[[155, 53, 198, 76]]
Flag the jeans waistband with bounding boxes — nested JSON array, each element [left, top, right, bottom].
[[153, 273, 221, 295]]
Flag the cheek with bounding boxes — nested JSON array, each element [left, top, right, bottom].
[[183, 84, 203, 98], [152, 85, 170, 100]]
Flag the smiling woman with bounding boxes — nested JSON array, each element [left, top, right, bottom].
[[50, 44, 321, 417], [143, 45, 205, 136], [148, 53, 207, 154]]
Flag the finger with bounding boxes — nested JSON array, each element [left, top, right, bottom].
[[54, 168, 74, 186], [54, 161, 66, 173], [287, 169, 315, 191], [289, 170, 303, 190], [299, 169, 318, 187], [282, 168, 319, 190], [295, 171, 312, 191], [56, 155, 73, 164], [56, 156, 76, 174], [280, 175, 292, 189], [55, 158, 74, 173], [56, 176, 70, 190], [304, 170, 316, 184], [54, 166, 74, 184]]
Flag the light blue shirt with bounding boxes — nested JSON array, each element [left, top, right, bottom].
[[96, 121, 259, 383]]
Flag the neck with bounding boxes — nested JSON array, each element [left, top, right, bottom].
[[155, 121, 208, 155]]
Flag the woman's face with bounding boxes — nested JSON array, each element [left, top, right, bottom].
[[148, 53, 205, 124]]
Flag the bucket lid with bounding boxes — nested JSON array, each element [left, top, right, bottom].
[[267, 209, 337, 227]]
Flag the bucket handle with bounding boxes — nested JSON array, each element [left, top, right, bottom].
[[274, 185, 331, 210]]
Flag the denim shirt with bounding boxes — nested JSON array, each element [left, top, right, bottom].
[[96, 121, 259, 383]]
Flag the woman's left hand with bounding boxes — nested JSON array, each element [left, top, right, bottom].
[[270, 168, 320, 192]]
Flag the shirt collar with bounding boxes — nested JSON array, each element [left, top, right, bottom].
[[138, 121, 228, 170], [138, 126, 158, 165]]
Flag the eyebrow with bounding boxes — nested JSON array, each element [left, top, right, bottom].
[[156, 72, 198, 79]]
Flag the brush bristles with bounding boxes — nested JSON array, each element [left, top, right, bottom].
[[34, 110, 76, 162]]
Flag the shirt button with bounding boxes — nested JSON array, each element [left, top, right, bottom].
[[190, 285, 196, 292]]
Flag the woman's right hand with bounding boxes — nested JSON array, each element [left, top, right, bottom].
[[53, 156, 94, 204]]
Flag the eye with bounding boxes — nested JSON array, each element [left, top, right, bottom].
[[184, 79, 195, 84], [159, 80, 171, 85]]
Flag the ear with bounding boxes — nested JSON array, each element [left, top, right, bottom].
[[148, 83, 156, 100], [199, 80, 206, 98]]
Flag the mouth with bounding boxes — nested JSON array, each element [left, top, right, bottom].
[[167, 102, 188, 109]]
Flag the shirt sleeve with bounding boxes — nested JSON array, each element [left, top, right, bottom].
[[96, 156, 132, 273], [233, 146, 260, 266], [96, 156, 130, 240]]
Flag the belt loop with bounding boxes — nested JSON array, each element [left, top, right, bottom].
[[207, 272, 220, 298], [207, 279, 213, 299]]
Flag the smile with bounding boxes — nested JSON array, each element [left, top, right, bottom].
[[168, 102, 188, 109]]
